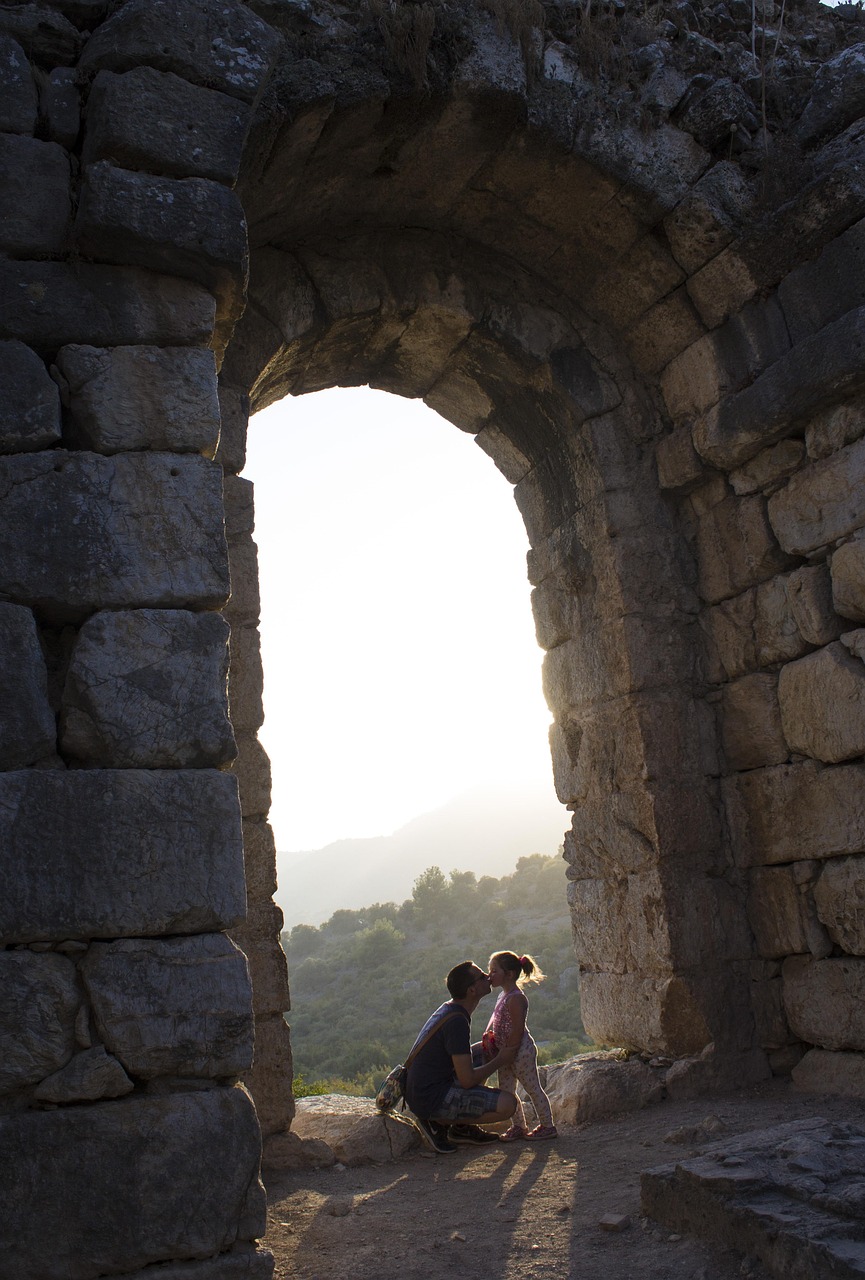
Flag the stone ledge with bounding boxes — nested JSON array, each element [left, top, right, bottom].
[[642, 1118, 865, 1280]]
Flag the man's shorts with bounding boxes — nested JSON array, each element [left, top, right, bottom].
[[430, 1084, 502, 1123]]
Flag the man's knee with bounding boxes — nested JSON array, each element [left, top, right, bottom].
[[496, 1090, 517, 1118]]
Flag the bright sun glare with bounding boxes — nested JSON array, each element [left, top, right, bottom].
[[242, 386, 558, 853]]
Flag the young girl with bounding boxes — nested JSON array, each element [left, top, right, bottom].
[[483, 950, 557, 1141]]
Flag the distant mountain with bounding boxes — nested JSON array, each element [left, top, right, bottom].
[[275, 781, 568, 927]]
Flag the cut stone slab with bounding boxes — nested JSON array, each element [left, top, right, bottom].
[[32, 1045, 134, 1104], [0, 602, 56, 769], [544, 1052, 664, 1125], [61, 609, 235, 768], [291, 1095, 420, 1166], [747, 866, 829, 961], [769, 436, 865, 558], [813, 856, 865, 955], [0, 4, 82, 66], [783, 955, 865, 1051], [54, 344, 221, 456], [642, 1118, 865, 1280], [723, 760, 865, 867], [693, 306, 865, 471], [832, 537, 865, 623], [0, 1087, 266, 1280], [0, 769, 244, 943], [0, 951, 78, 1093], [79, 0, 282, 104], [0, 339, 61, 453], [83, 67, 250, 186], [81, 934, 253, 1080], [787, 563, 845, 647], [793, 1048, 865, 1098], [0, 133, 71, 258], [778, 642, 865, 764], [0, 35, 38, 134], [0, 451, 229, 623], [695, 490, 792, 605], [75, 162, 248, 337], [0, 261, 215, 353], [719, 673, 788, 771]]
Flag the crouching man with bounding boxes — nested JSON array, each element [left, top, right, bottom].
[[404, 960, 517, 1153]]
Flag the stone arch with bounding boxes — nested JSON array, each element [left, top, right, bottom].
[[3, 0, 865, 1274]]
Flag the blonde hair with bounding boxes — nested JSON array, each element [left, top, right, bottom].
[[489, 950, 545, 985]]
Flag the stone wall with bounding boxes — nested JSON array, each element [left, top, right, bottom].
[[2, 0, 865, 1272]]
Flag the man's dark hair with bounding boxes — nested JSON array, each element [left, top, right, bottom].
[[447, 960, 480, 999]]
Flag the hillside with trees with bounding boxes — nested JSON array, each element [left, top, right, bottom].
[[282, 853, 591, 1094]]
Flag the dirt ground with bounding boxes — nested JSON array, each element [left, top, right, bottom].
[[263, 1078, 865, 1280]]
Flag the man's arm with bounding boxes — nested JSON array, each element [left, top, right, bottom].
[[451, 1049, 515, 1088]]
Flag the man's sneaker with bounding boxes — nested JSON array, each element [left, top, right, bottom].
[[448, 1123, 500, 1145], [413, 1115, 457, 1154]]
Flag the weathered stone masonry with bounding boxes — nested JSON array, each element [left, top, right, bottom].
[[4, 0, 865, 1273]]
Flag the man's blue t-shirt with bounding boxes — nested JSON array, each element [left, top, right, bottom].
[[404, 1001, 471, 1119]]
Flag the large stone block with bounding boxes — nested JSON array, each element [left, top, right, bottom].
[[0, 133, 70, 257], [578, 970, 711, 1057], [242, 820, 277, 904], [778, 642, 865, 764], [0, 769, 245, 943], [694, 306, 865, 471], [230, 903, 289, 1018], [792, 1048, 865, 1097], [0, 5, 82, 65], [54, 344, 220, 456], [83, 68, 250, 185], [231, 733, 272, 821], [0, 339, 61, 453], [0, 952, 78, 1093], [82, 935, 253, 1079], [700, 589, 757, 682], [695, 490, 792, 605], [79, 0, 281, 103], [783, 954, 865, 1050], [778, 216, 865, 346], [0, 451, 229, 623], [746, 866, 829, 960], [75, 162, 248, 336], [40, 67, 79, 149], [797, 45, 865, 146], [754, 573, 811, 667], [0, 261, 215, 352], [0, 603, 56, 769], [664, 159, 751, 275], [769, 436, 865, 556], [0, 1087, 266, 1280], [786, 563, 845, 646], [32, 1045, 134, 1104], [805, 398, 865, 461], [719, 673, 788, 771], [831, 534, 865, 622], [242, 1012, 294, 1137], [61, 609, 235, 768], [813, 856, 865, 956], [0, 36, 37, 134], [228, 622, 264, 734], [216, 385, 249, 475], [724, 760, 865, 867]]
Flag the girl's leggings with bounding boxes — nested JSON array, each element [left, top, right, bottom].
[[497, 1031, 553, 1128]]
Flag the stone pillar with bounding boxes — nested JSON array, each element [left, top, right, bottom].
[[0, 1, 282, 1276]]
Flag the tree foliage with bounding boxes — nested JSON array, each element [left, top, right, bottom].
[[283, 852, 591, 1089]]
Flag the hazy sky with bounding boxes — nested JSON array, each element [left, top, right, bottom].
[[242, 387, 560, 852]]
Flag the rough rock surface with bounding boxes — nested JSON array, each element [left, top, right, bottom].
[[544, 1052, 665, 1126], [0, 1087, 266, 1280], [0, 770, 245, 943], [0, 451, 230, 622], [642, 1118, 865, 1280], [291, 1095, 420, 1166], [0, 951, 78, 1093], [0, 340, 61, 452], [61, 609, 236, 768], [81, 935, 253, 1080], [32, 1045, 134, 1104], [54, 344, 221, 455], [0, 603, 56, 769]]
